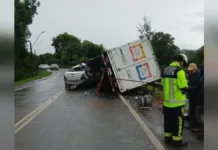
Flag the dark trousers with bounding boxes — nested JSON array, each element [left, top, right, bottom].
[[164, 105, 185, 142], [188, 98, 199, 128], [196, 105, 204, 132]]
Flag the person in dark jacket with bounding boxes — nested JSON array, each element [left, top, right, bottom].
[[196, 64, 204, 139], [186, 63, 201, 132]]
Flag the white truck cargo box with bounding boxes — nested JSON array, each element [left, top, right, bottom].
[[106, 39, 161, 93]]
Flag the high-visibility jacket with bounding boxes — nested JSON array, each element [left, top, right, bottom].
[[161, 62, 188, 108]]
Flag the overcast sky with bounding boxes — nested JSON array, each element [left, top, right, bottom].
[[29, 0, 204, 55]]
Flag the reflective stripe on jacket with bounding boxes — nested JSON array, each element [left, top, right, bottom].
[[161, 62, 188, 108]]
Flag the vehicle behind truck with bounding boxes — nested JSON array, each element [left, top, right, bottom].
[[86, 38, 161, 95]]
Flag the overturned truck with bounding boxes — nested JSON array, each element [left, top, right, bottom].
[[86, 38, 161, 98]]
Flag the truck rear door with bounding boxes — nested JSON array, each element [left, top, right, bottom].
[[106, 39, 161, 93]]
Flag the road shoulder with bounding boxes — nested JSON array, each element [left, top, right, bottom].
[[121, 93, 203, 150], [14, 71, 59, 91]]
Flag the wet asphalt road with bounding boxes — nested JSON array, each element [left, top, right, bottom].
[[15, 70, 64, 123], [14, 69, 203, 150], [15, 69, 156, 150], [127, 97, 204, 150]]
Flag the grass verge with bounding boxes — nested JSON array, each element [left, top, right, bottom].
[[15, 71, 52, 85], [146, 85, 163, 100]]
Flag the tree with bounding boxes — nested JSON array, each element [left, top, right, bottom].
[[51, 33, 81, 65], [137, 16, 154, 40], [180, 46, 204, 65], [15, 0, 41, 81], [180, 49, 196, 63], [51, 33, 105, 66], [38, 53, 57, 65], [151, 32, 178, 66], [137, 16, 179, 66], [81, 40, 104, 59], [52, 33, 82, 64], [192, 46, 204, 65]]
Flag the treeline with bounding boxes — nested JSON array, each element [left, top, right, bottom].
[[136, 16, 204, 67], [38, 32, 203, 69], [15, 0, 41, 82], [15, 2, 203, 83], [181, 46, 204, 65], [15, 0, 104, 82], [38, 33, 105, 66], [38, 29, 203, 69]]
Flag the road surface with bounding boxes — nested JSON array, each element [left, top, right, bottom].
[[15, 69, 157, 150], [15, 71, 62, 123], [15, 69, 203, 150]]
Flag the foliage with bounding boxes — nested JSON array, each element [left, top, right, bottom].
[[181, 46, 204, 66], [181, 49, 196, 62], [37, 33, 105, 67], [151, 32, 179, 66], [137, 16, 204, 67], [15, 0, 40, 82], [81, 40, 105, 59], [137, 16, 154, 40], [51, 32, 81, 65], [49, 33, 105, 66], [15, 71, 52, 85], [190, 46, 204, 65], [38, 53, 59, 65]]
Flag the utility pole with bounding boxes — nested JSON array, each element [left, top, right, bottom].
[[27, 31, 45, 76], [27, 40, 34, 76], [27, 40, 33, 60]]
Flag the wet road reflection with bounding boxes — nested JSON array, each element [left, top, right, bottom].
[[15, 69, 67, 123]]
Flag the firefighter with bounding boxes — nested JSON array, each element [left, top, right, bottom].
[[161, 54, 189, 148]]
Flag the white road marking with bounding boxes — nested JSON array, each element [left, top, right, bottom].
[[14, 72, 60, 92], [14, 90, 65, 134], [118, 94, 165, 150]]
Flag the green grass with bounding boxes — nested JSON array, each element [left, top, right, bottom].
[[15, 71, 52, 85]]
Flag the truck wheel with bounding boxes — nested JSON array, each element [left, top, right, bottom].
[[137, 96, 151, 108], [137, 96, 142, 108], [141, 97, 145, 107]]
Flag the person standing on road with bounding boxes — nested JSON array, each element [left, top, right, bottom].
[[186, 63, 201, 132], [161, 54, 189, 148]]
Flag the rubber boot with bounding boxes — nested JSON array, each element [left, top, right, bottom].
[[171, 140, 188, 148]]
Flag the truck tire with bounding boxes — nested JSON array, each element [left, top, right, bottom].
[[137, 95, 152, 109], [137, 96, 143, 108]]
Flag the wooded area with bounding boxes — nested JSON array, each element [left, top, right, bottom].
[[136, 16, 204, 67], [38, 33, 105, 67], [15, 1, 203, 82], [15, 0, 40, 81]]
